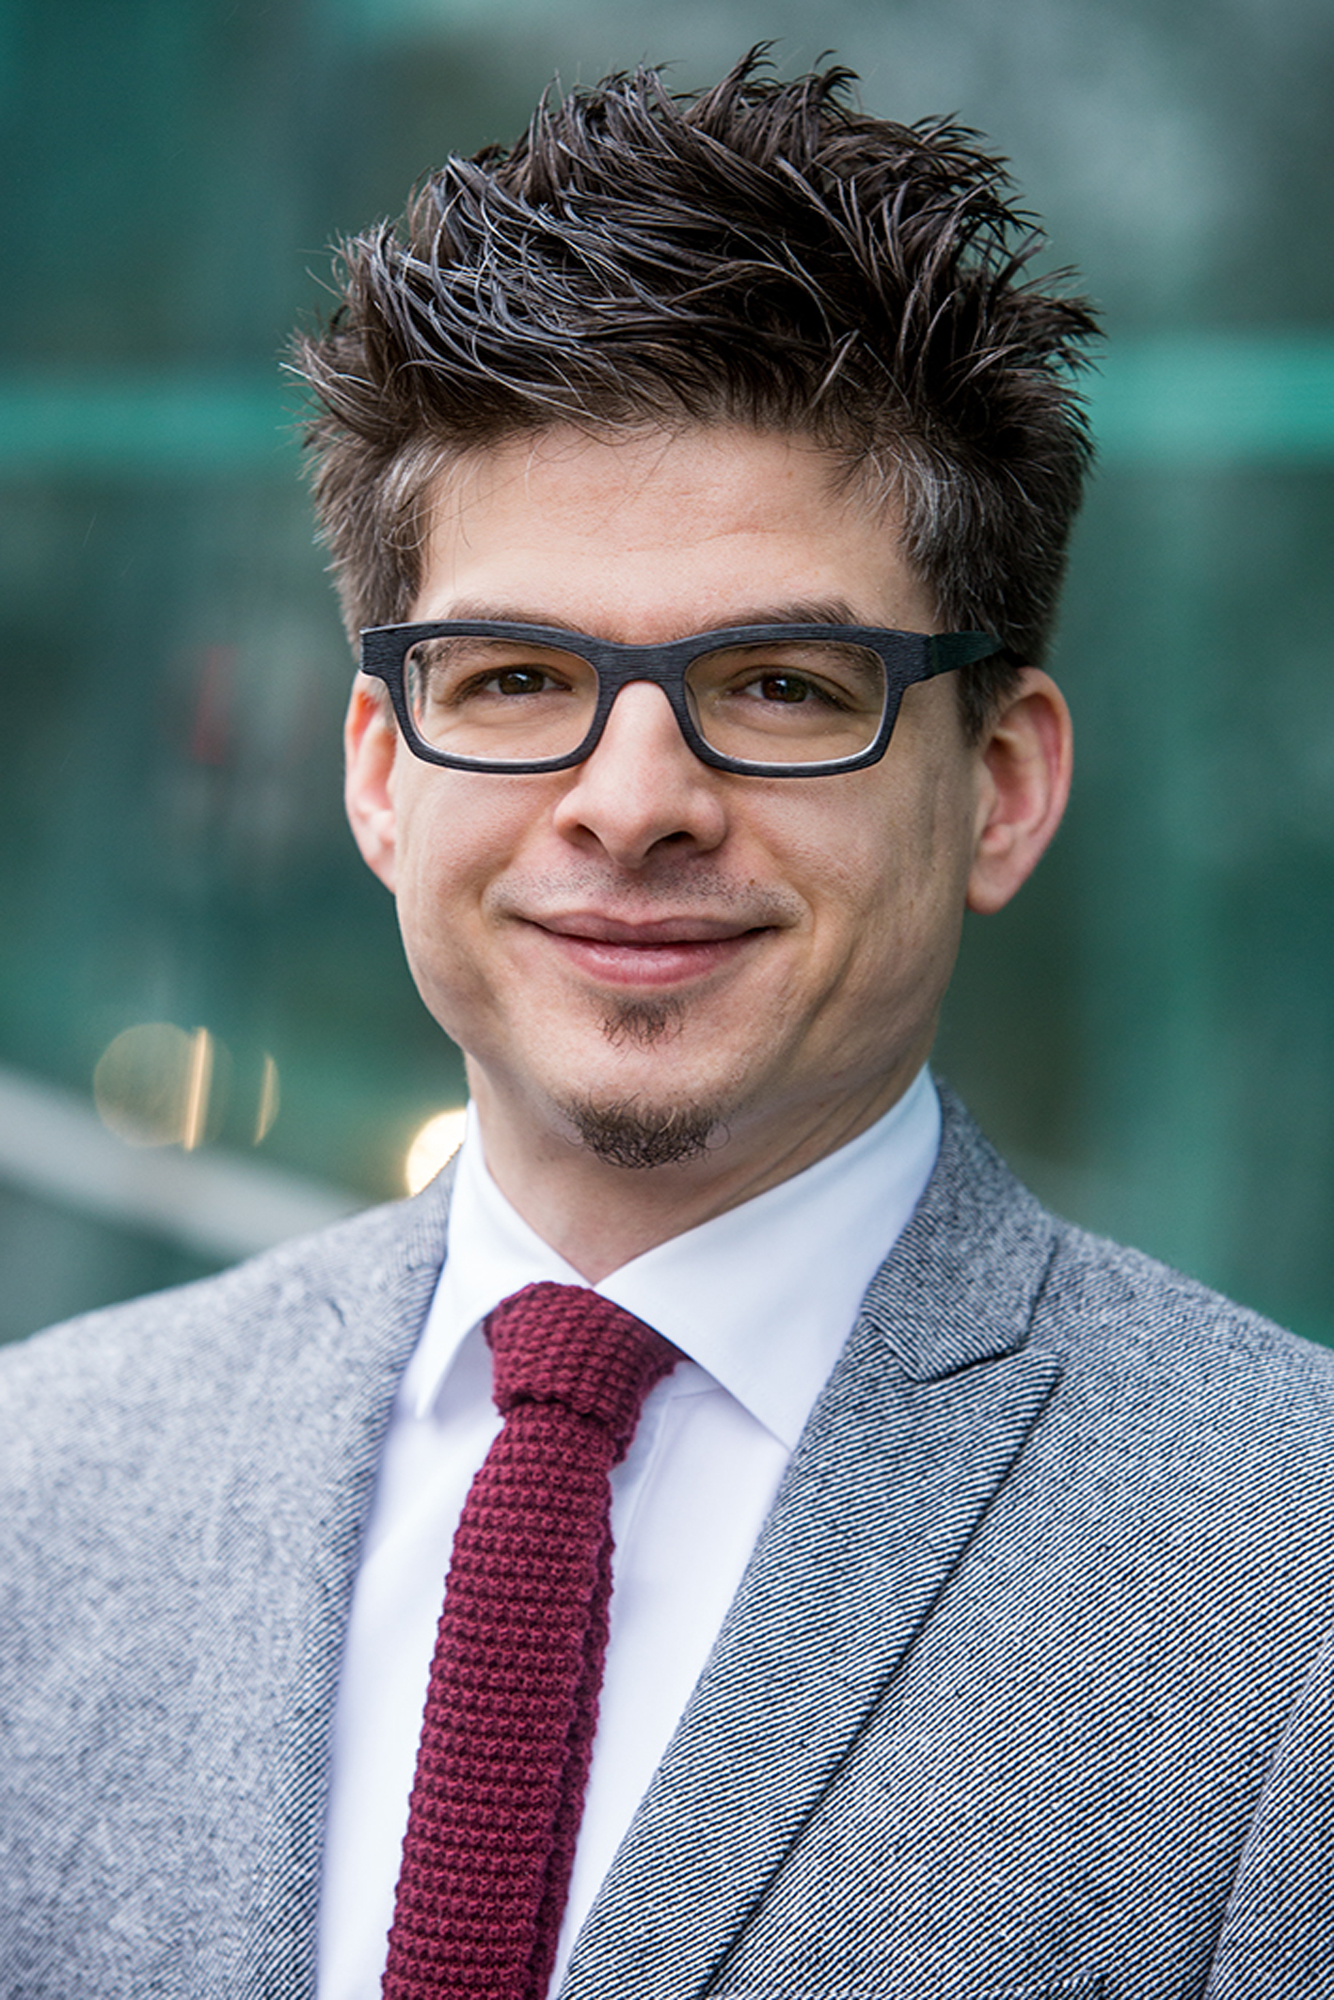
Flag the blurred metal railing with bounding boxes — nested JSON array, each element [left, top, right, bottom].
[[0, 1064, 360, 1263]]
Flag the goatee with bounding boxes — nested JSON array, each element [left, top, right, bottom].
[[563, 1097, 720, 1169]]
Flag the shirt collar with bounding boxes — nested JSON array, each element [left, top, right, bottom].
[[402, 1069, 940, 1448]]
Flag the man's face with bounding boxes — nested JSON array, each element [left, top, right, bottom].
[[346, 425, 998, 1184]]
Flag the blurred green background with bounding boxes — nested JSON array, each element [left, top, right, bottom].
[[3, 0, 1333, 1344]]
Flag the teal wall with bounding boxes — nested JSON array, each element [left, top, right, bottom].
[[3, 0, 1333, 1341]]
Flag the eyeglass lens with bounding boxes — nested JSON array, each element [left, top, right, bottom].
[[403, 634, 890, 767]]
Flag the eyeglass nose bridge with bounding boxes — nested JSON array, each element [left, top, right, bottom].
[[571, 647, 719, 770]]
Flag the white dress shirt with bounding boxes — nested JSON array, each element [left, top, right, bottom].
[[317, 1067, 940, 2000]]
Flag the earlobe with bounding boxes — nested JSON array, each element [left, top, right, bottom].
[[344, 676, 400, 889], [965, 669, 1073, 916]]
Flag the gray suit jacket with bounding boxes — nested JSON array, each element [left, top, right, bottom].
[[4, 1091, 1334, 1999]]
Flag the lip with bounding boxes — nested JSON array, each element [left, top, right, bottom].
[[522, 910, 770, 986], [535, 911, 760, 945]]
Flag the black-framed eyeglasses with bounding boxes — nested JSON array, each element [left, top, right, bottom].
[[358, 619, 1004, 778]]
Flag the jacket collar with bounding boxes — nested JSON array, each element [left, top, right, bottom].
[[861, 1080, 1062, 1381]]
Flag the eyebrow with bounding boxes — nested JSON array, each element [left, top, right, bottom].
[[435, 597, 869, 636]]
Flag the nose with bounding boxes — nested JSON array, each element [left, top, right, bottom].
[[550, 681, 729, 868]]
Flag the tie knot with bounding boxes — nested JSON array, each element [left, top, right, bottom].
[[484, 1281, 678, 1454]]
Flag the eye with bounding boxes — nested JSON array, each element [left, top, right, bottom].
[[740, 671, 846, 709], [450, 663, 577, 704], [752, 676, 824, 708], [488, 668, 564, 697]]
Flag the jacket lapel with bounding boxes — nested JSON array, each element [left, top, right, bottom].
[[234, 1169, 456, 1997], [561, 1094, 1064, 2000]]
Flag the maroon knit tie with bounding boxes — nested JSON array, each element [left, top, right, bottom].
[[382, 1281, 679, 2000]]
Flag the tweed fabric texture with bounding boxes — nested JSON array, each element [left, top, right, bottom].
[[8, 1093, 1334, 1997], [383, 1282, 678, 2000]]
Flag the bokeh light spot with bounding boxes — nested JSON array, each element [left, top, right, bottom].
[[254, 1053, 280, 1144], [94, 1023, 207, 1148], [405, 1107, 468, 1194]]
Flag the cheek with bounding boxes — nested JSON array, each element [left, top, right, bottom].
[[793, 778, 974, 993], [386, 782, 503, 983], [390, 771, 529, 906]]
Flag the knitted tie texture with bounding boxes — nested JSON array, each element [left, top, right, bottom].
[[382, 1281, 679, 2000]]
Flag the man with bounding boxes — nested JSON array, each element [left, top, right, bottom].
[[3, 54, 1334, 2000]]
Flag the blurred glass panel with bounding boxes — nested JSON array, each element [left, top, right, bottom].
[[2, 0, 1333, 1346]]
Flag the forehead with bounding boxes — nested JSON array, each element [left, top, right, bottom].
[[410, 425, 938, 641]]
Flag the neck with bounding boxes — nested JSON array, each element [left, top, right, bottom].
[[467, 1063, 927, 1282]]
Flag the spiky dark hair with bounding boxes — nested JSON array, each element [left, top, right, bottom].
[[294, 51, 1099, 733]]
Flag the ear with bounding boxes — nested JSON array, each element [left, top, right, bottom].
[[966, 669, 1073, 916], [344, 676, 399, 890]]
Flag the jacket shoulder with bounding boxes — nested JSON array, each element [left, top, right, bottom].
[[0, 1173, 452, 1477], [926, 1083, 1334, 1417], [1036, 1207, 1334, 1399], [936, 1080, 1334, 1376]]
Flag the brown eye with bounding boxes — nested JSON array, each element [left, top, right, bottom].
[[493, 669, 554, 697], [756, 674, 818, 704]]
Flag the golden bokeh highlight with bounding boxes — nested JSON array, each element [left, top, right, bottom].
[[94, 1025, 277, 1151], [405, 1107, 468, 1194], [254, 1053, 280, 1145], [95, 1024, 207, 1148], [180, 1026, 214, 1151]]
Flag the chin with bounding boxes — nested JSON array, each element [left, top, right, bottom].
[[556, 1091, 728, 1171]]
